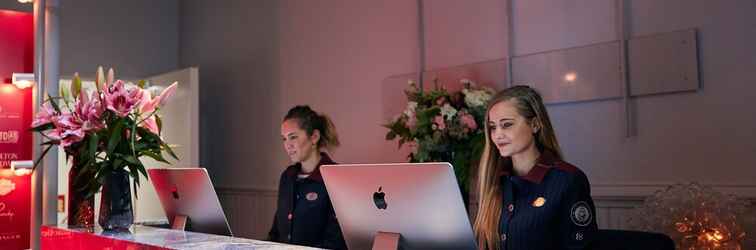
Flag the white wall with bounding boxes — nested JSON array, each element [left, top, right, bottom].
[[423, 0, 510, 69], [179, 0, 425, 191], [277, 0, 419, 168], [179, 0, 756, 239], [179, 0, 509, 239], [512, 0, 756, 196], [179, 0, 284, 190], [9, 0, 751, 241], [59, 0, 179, 78], [179, 1, 422, 237]]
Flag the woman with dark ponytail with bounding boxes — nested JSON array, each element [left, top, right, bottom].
[[268, 105, 347, 249]]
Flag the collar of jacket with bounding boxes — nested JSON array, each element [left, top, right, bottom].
[[284, 152, 335, 182], [496, 150, 560, 184]]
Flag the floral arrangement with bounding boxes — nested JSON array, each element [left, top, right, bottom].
[[383, 79, 494, 192], [627, 182, 754, 249], [30, 67, 179, 197]]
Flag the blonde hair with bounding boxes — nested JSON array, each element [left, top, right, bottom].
[[473, 86, 562, 250]]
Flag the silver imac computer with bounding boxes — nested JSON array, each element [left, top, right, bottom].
[[148, 168, 233, 236], [321, 163, 477, 250]]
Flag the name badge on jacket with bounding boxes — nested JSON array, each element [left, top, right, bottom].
[[306, 192, 318, 201]]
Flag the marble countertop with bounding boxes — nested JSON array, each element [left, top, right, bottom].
[[42, 225, 322, 250]]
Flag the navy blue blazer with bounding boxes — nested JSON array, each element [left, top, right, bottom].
[[268, 153, 347, 249], [497, 151, 598, 250]]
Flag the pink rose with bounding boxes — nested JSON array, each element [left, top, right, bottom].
[[406, 114, 417, 129], [433, 115, 446, 130], [460, 113, 477, 131], [435, 96, 448, 106]]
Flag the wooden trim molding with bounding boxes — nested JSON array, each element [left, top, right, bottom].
[[216, 187, 277, 196], [591, 182, 756, 204]]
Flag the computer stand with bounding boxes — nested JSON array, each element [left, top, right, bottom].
[[172, 215, 188, 231], [372, 231, 403, 250]]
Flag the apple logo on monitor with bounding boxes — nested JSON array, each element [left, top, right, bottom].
[[171, 186, 180, 200], [373, 186, 387, 209]]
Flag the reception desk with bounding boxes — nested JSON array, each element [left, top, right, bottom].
[[41, 225, 321, 250]]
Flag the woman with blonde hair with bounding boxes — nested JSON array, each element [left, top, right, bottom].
[[473, 86, 597, 250]]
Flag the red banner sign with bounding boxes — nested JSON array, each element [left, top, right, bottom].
[[0, 169, 31, 250], [0, 85, 33, 169]]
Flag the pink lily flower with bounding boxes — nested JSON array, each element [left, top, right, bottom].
[[157, 82, 178, 107], [75, 90, 105, 132], [138, 91, 159, 134], [104, 80, 143, 117], [137, 82, 177, 135], [31, 103, 58, 128], [52, 113, 85, 147]]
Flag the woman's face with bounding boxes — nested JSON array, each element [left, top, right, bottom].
[[281, 119, 319, 163], [487, 99, 538, 158]]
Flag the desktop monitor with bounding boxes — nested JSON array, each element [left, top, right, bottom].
[[148, 168, 233, 236], [321, 163, 477, 250]]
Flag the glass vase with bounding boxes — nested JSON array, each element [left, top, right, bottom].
[[98, 168, 133, 231], [67, 162, 95, 228]]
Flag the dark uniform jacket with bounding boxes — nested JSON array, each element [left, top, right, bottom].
[[497, 150, 598, 250], [268, 153, 347, 249]]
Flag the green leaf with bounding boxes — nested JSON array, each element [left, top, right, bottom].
[[74, 166, 95, 182], [107, 119, 125, 156], [133, 141, 152, 152], [40, 140, 58, 146], [29, 122, 55, 132], [95, 162, 112, 185], [47, 95, 61, 113], [133, 179, 140, 200], [120, 154, 149, 182], [135, 127, 160, 143], [385, 131, 396, 140], [31, 144, 54, 171], [88, 134, 99, 163], [161, 141, 179, 161], [136, 164, 149, 182], [155, 115, 163, 135], [142, 151, 169, 164], [121, 154, 141, 166], [127, 164, 141, 187]]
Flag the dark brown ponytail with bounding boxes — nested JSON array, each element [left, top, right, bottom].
[[283, 105, 340, 151]]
